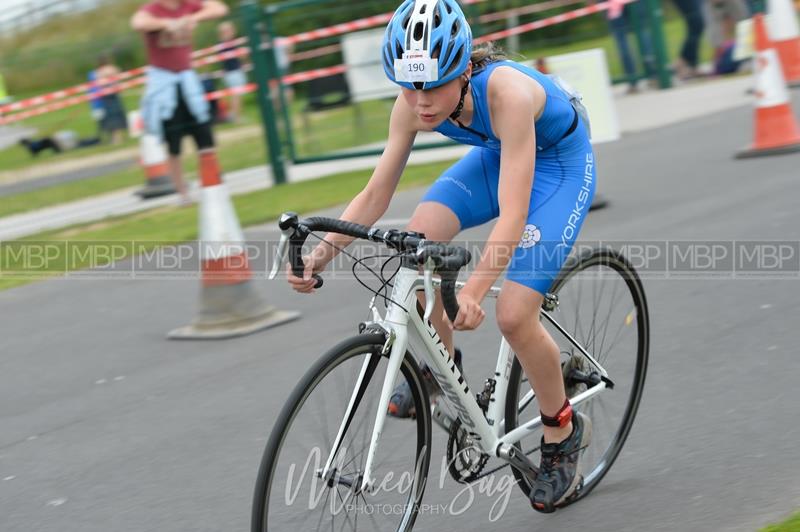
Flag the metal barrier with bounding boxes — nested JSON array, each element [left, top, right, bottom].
[[239, 0, 670, 181]]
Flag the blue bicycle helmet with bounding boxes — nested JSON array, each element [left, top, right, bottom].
[[382, 0, 473, 90]]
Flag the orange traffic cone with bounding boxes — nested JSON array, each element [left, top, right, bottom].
[[737, 14, 800, 158], [168, 150, 300, 339], [135, 134, 177, 199], [767, 0, 800, 86]]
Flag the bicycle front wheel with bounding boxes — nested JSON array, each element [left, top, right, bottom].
[[252, 333, 432, 532], [505, 246, 650, 504]]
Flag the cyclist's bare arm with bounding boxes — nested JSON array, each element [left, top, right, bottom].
[[308, 95, 419, 267]]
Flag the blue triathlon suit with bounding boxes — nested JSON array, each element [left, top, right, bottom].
[[422, 60, 597, 294]]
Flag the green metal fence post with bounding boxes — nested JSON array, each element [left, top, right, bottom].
[[642, 0, 672, 89], [240, 0, 288, 185], [263, 5, 298, 163], [628, 0, 653, 82]]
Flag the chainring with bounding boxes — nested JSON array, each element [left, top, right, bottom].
[[446, 417, 489, 484]]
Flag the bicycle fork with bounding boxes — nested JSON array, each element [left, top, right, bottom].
[[318, 325, 407, 496]]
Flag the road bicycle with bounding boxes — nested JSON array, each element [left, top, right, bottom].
[[252, 213, 649, 531]]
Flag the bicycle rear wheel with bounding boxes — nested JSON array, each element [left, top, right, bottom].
[[505, 247, 650, 504], [252, 333, 432, 531]]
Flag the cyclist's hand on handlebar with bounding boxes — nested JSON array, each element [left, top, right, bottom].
[[450, 293, 485, 331], [286, 256, 323, 293]]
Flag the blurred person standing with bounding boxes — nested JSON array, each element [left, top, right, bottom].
[[87, 69, 106, 136], [95, 53, 129, 145], [671, 0, 706, 79], [606, 0, 655, 93], [217, 21, 247, 122], [703, 0, 749, 61], [131, 0, 229, 204]]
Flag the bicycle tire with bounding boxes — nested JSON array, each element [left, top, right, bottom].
[[504, 246, 650, 505], [252, 333, 433, 531]]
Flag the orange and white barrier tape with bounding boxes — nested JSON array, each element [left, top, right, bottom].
[[191, 37, 248, 59], [474, 0, 633, 44], [0, 67, 146, 115], [0, 47, 252, 125], [1, 0, 613, 125], [0, 43, 249, 116], [478, 0, 583, 24], [282, 65, 348, 85], [278, 0, 484, 46], [0, 77, 146, 126]]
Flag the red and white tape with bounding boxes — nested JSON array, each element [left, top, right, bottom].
[[474, 0, 633, 44], [282, 64, 348, 85], [1, 0, 621, 125], [191, 37, 248, 59], [278, 0, 484, 46], [478, 0, 584, 24], [0, 67, 147, 115], [0, 77, 146, 125], [0, 42, 249, 116], [0, 47, 253, 125]]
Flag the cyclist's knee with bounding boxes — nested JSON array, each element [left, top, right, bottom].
[[406, 201, 461, 241], [496, 282, 543, 342]]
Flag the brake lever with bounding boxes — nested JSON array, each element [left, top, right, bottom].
[[269, 230, 291, 280], [422, 257, 436, 322]]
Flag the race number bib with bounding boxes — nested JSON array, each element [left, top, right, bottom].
[[394, 51, 438, 83]]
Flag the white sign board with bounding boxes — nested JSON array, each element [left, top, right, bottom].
[[341, 28, 400, 103], [526, 48, 620, 144], [733, 18, 754, 61]]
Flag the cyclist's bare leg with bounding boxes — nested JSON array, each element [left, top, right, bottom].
[[405, 201, 461, 358], [497, 280, 572, 444]]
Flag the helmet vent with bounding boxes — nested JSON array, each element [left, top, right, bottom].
[[432, 41, 442, 60], [413, 21, 424, 41], [419, 4, 427, 14], [444, 47, 464, 77], [433, 4, 442, 27]]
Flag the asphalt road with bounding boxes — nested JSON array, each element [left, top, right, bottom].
[[0, 159, 135, 197], [2, 96, 800, 532]]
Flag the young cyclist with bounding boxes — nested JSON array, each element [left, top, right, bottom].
[[287, 0, 596, 512]]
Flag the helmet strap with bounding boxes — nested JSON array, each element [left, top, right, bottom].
[[449, 74, 470, 121], [449, 73, 489, 142]]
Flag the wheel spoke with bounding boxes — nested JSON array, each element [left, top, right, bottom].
[[505, 252, 648, 502], [260, 341, 429, 532]]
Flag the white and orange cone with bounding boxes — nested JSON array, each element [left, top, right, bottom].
[[135, 134, 177, 199], [767, 0, 800, 86], [168, 150, 300, 339], [737, 14, 800, 158]]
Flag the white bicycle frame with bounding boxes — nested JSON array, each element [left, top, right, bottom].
[[319, 264, 611, 495]]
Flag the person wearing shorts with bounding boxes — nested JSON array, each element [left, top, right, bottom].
[[131, 0, 228, 204], [287, 0, 596, 513]]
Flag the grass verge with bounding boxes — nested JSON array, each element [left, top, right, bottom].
[[0, 157, 455, 292], [761, 512, 800, 532]]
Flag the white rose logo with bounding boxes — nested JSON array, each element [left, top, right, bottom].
[[519, 224, 541, 248]]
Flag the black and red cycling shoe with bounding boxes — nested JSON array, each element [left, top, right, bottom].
[[530, 411, 592, 513]]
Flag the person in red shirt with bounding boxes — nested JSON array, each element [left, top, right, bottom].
[[131, 0, 228, 204]]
